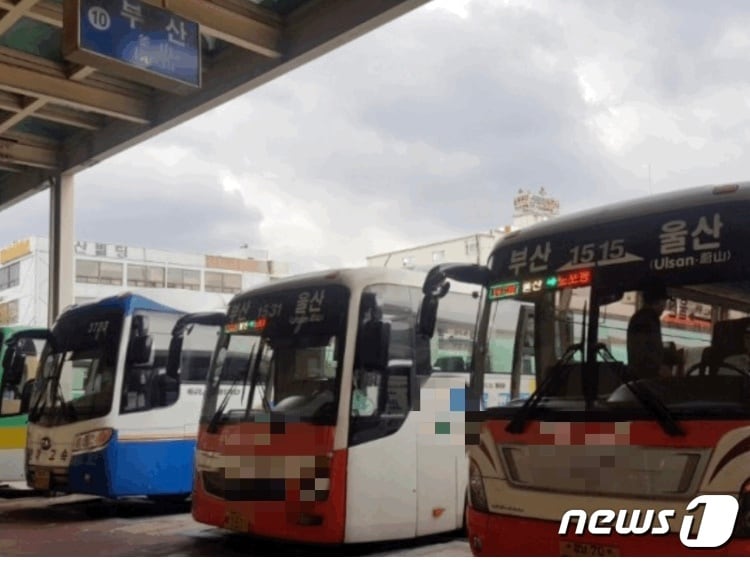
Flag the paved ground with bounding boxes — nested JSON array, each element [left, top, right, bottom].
[[0, 489, 471, 557]]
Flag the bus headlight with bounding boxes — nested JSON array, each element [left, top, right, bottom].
[[73, 428, 113, 453], [195, 449, 219, 471], [469, 460, 489, 513]]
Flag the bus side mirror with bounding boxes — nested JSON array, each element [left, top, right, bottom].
[[132, 314, 150, 336], [2, 345, 15, 375], [357, 321, 391, 371], [127, 335, 152, 365], [19, 379, 34, 414], [417, 296, 439, 339], [166, 336, 184, 380], [3, 347, 26, 386]]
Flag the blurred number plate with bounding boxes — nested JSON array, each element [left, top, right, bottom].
[[224, 511, 248, 532], [560, 541, 619, 556], [35, 468, 50, 490]]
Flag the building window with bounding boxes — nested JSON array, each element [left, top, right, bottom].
[[76, 259, 123, 285], [432, 250, 445, 263], [0, 300, 18, 323], [167, 268, 201, 291], [0, 262, 20, 290], [465, 239, 478, 256], [205, 271, 242, 294], [127, 264, 165, 288]]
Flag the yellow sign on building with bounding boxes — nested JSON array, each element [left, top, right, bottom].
[[0, 239, 31, 264]]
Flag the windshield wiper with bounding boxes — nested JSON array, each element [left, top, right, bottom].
[[506, 341, 583, 433], [594, 342, 684, 437], [244, 340, 269, 420], [28, 375, 51, 423], [30, 373, 76, 424], [507, 302, 588, 434], [207, 343, 257, 434]]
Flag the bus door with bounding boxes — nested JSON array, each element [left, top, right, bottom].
[[346, 285, 418, 542], [0, 332, 47, 482], [415, 289, 474, 536]]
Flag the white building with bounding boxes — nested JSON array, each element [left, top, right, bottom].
[[366, 188, 709, 340], [0, 237, 290, 327], [367, 186, 560, 270]]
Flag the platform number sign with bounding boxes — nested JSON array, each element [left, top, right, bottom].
[[87, 6, 111, 31]]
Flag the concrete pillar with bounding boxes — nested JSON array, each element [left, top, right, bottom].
[[48, 173, 75, 326]]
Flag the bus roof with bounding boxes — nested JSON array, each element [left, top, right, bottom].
[[229, 266, 481, 306], [59, 292, 184, 319], [228, 267, 430, 304], [487, 182, 750, 294], [492, 182, 750, 250]]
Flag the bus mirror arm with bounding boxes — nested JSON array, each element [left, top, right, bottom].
[[3, 329, 54, 373], [166, 336, 183, 380], [166, 311, 226, 379], [171, 312, 227, 338], [3, 351, 26, 386], [3, 329, 54, 385], [419, 263, 490, 339]]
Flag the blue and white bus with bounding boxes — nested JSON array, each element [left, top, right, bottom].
[[3, 293, 219, 500]]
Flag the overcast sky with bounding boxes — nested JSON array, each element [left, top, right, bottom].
[[3, 0, 750, 273]]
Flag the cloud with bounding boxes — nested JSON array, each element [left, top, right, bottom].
[[3, 0, 750, 273]]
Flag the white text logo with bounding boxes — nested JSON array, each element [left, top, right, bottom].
[[559, 495, 739, 548]]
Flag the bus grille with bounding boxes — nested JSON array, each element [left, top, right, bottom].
[[201, 470, 329, 502], [26, 466, 69, 492], [202, 470, 286, 501], [498, 445, 711, 499]]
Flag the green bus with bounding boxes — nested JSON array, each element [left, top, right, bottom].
[[0, 326, 44, 485]]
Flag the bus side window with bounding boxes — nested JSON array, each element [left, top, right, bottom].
[[349, 284, 414, 446], [121, 312, 190, 414]]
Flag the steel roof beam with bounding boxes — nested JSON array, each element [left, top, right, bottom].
[[0, 166, 50, 209], [0, 0, 61, 27], [1, 0, 282, 58], [0, 161, 25, 172], [60, 0, 429, 173], [0, 60, 150, 123], [0, 0, 41, 35], [0, 91, 104, 130], [146, 0, 283, 58], [0, 134, 57, 169], [0, 97, 48, 135]]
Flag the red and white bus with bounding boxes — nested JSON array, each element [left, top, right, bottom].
[[418, 182, 750, 555], [168, 267, 534, 544]]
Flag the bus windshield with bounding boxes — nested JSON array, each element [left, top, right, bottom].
[[478, 199, 750, 421], [200, 285, 348, 426], [30, 308, 124, 427]]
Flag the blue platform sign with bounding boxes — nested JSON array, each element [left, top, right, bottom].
[[77, 0, 200, 88]]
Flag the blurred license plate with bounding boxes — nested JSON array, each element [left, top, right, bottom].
[[35, 468, 50, 490], [224, 511, 248, 532], [560, 541, 619, 556]]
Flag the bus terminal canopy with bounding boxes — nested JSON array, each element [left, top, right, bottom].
[[0, 0, 428, 210]]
